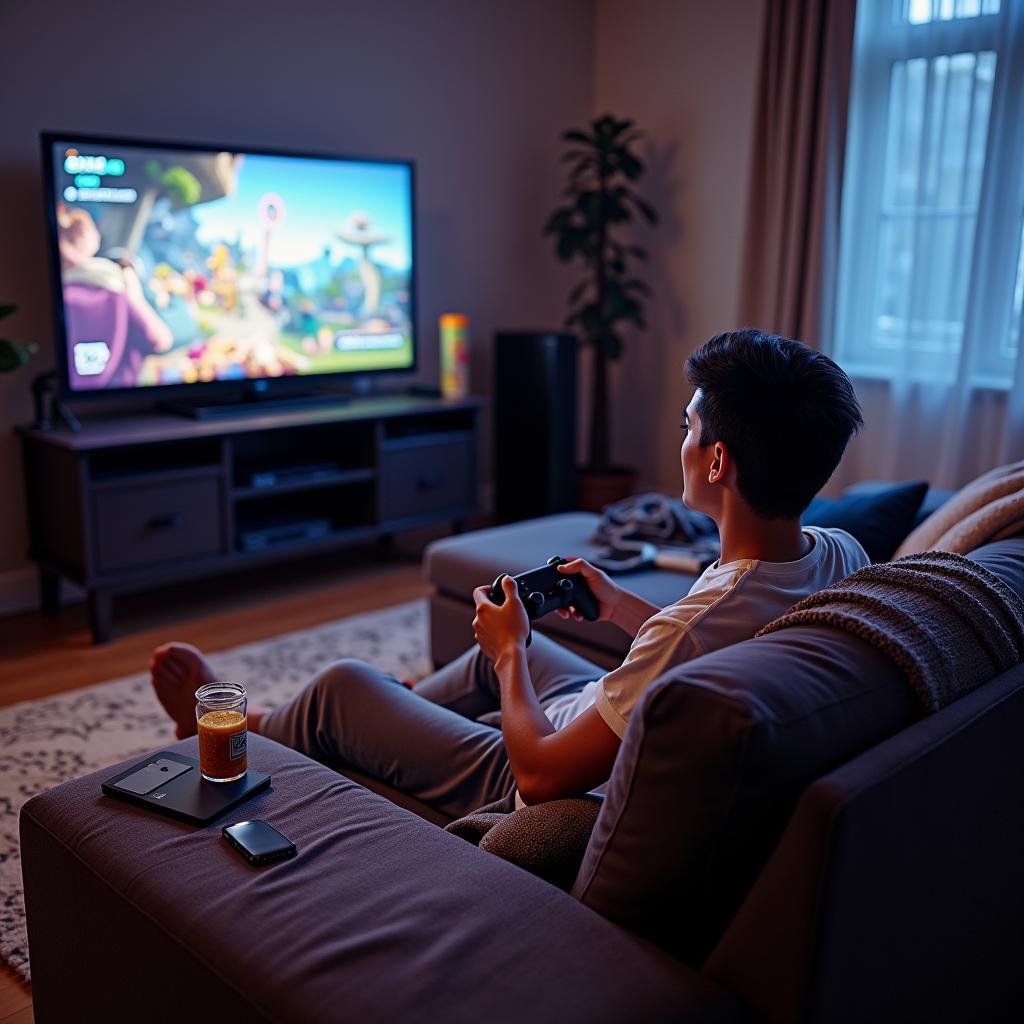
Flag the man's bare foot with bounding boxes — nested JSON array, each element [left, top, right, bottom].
[[150, 642, 217, 739]]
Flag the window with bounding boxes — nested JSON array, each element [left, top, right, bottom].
[[833, 0, 1024, 386]]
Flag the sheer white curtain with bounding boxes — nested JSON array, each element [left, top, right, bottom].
[[831, 0, 1024, 491]]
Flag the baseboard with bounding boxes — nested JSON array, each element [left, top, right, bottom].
[[0, 566, 85, 618]]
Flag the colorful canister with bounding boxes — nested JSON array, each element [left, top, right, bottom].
[[440, 313, 470, 399]]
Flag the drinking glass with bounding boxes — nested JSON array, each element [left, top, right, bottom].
[[195, 682, 248, 783]]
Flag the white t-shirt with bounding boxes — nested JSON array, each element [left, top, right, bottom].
[[542, 527, 869, 738]]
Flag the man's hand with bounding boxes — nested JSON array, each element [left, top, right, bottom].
[[472, 576, 530, 662], [555, 557, 621, 623]]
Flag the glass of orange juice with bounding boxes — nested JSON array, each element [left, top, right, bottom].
[[195, 682, 248, 783]]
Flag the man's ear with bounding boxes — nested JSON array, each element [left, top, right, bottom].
[[708, 442, 729, 484]]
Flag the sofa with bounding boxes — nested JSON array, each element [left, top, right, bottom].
[[20, 537, 1024, 1022], [423, 482, 951, 668]]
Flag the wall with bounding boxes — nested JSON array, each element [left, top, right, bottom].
[[0, 0, 594, 611], [592, 0, 765, 496]]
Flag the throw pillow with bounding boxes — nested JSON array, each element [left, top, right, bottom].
[[803, 481, 928, 563], [895, 459, 1024, 558]]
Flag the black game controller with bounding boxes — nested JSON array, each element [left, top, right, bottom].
[[488, 556, 600, 646]]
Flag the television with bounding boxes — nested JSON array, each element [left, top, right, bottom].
[[41, 132, 416, 410]]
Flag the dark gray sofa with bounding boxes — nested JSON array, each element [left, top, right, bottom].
[[423, 484, 952, 668], [19, 538, 1024, 1023]]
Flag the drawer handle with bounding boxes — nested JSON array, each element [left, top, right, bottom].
[[416, 473, 443, 491], [148, 512, 185, 530]]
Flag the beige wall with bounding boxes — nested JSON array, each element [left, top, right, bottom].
[[592, 0, 765, 495], [0, 1, 770, 612], [0, 0, 594, 607]]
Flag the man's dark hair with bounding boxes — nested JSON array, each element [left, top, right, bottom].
[[684, 328, 863, 519]]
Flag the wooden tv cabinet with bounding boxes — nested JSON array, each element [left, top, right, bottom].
[[18, 395, 482, 642]]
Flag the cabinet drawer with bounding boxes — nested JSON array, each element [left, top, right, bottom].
[[379, 438, 474, 521], [93, 476, 224, 574]]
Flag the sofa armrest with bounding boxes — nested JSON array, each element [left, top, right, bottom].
[[21, 733, 742, 1024], [705, 662, 1024, 1024]]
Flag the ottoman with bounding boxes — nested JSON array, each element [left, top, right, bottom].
[[19, 733, 736, 1024], [423, 513, 700, 668]]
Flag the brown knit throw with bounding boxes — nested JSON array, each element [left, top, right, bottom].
[[756, 551, 1024, 712]]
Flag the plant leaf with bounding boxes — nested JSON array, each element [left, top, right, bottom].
[[543, 209, 569, 234], [567, 280, 589, 305], [624, 278, 653, 296], [578, 303, 607, 336], [619, 152, 645, 179], [562, 130, 594, 146], [631, 195, 659, 225], [0, 304, 16, 321], [0, 339, 35, 372]]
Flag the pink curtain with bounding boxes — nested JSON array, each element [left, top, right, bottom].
[[739, 0, 857, 347]]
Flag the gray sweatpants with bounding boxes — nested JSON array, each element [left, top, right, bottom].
[[258, 632, 604, 819]]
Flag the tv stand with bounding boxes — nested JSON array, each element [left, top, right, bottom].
[[18, 395, 482, 642], [158, 389, 350, 420]]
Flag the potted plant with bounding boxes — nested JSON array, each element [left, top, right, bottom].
[[0, 305, 37, 373], [544, 114, 657, 512]]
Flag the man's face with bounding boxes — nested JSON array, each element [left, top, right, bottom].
[[680, 390, 715, 516]]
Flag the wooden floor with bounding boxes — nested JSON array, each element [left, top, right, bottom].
[[0, 539, 434, 1022]]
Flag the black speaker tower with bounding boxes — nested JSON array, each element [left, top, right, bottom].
[[494, 331, 577, 523]]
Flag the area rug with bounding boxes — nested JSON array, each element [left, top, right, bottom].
[[0, 599, 431, 984]]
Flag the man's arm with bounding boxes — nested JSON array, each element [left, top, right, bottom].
[[493, 645, 621, 805], [472, 578, 621, 805], [609, 590, 662, 638]]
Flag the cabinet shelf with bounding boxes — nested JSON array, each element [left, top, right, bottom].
[[18, 395, 482, 642], [231, 467, 376, 499]]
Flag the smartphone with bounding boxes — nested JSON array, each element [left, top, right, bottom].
[[223, 819, 297, 866]]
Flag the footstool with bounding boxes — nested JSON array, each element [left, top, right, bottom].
[[19, 733, 734, 1023], [423, 513, 700, 668]]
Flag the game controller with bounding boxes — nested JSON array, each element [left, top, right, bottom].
[[488, 556, 600, 646]]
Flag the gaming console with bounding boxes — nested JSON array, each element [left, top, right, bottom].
[[488, 556, 600, 646], [238, 518, 332, 551]]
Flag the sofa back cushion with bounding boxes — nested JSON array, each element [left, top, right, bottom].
[[572, 537, 1024, 965], [803, 480, 928, 562]]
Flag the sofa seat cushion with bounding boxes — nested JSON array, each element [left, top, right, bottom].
[[20, 733, 740, 1024], [424, 513, 699, 657], [573, 538, 1024, 969]]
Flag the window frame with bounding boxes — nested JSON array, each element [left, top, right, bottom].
[[834, 0, 1024, 388]]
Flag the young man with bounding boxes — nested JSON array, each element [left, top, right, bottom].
[[152, 329, 868, 817]]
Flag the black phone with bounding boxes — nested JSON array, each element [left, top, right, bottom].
[[223, 819, 297, 866]]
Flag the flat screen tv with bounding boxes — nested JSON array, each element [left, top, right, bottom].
[[41, 132, 416, 405]]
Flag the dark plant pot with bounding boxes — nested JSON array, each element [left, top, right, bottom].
[[577, 467, 637, 513]]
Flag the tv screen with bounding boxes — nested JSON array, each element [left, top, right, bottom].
[[42, 133, 415, 396]]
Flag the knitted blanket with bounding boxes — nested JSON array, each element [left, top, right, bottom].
[[757, 551, 1024, 712], [445, 795, 603, 891]]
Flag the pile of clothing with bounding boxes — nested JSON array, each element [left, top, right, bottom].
[[589, 494, 719, 574]]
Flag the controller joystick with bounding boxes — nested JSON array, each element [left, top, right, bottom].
[[487, 555, 600, 648]]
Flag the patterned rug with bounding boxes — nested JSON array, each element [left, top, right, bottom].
[[0, 599, 431, 985]]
